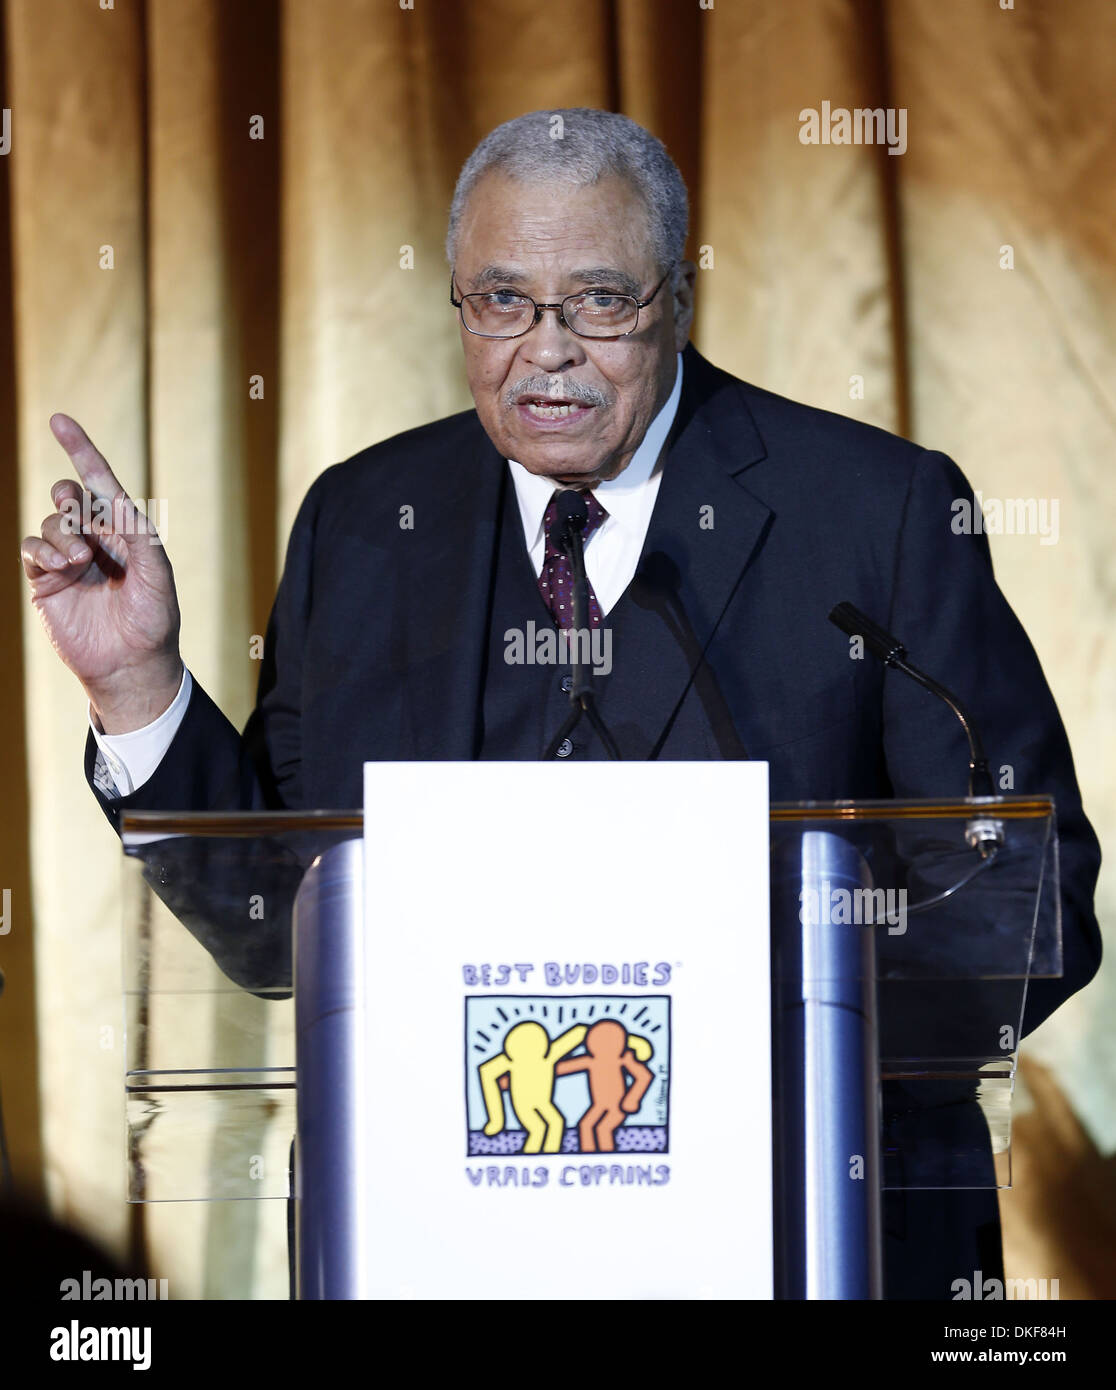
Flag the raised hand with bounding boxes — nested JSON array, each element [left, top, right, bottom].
[[21, 414, 183, 734]]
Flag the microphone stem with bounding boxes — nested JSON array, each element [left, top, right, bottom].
[[581, 693, 621, 760], [892, 656, 994, 797], [827, 604, 994, 799], [541, 512, 623, 761], [564, 523, 594, 701]]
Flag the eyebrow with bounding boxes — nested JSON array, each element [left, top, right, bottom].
[[467, 265, 643, 297]]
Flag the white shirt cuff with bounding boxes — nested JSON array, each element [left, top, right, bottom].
[[89, 667, 193, 796]]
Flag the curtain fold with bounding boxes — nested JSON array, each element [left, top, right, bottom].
[[1, 0, 1112, 1298]]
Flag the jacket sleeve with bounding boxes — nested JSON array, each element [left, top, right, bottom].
[[881, 449, 1102, 1036]]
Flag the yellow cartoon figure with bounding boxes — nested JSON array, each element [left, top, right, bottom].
[[478, 1021, 587, 1154]]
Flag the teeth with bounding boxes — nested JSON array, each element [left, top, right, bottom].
[[525, 401, 583, 418]]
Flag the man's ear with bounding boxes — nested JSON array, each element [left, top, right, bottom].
[[671, 260, 697, 350]]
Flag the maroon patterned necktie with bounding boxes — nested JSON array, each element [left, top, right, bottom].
[[537, 489, 609, 629]]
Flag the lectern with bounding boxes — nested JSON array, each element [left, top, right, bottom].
[[120, 768, 1059, 1300]]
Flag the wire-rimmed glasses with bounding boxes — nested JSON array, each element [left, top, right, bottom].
[[450, 264, 674, 339]]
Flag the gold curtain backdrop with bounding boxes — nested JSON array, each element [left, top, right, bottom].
[[0, 0, 1112, 1297]]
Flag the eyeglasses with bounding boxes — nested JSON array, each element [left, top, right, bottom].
[[450, 264, 674, 340]]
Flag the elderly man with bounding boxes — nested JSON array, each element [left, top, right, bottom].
[[22, 109, 1100, 1299]]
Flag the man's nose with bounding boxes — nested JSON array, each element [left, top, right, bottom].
[[519, 306, 587, 374]]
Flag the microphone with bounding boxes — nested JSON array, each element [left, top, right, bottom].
[[549, 489, 588, 550], [828, 602, 1002, 855], [542, 489, 621, 761]]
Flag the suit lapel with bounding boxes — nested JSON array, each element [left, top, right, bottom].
[[401, 347, 774, 760], [603, 346, 774, 757], [402, 427, 505, 758]]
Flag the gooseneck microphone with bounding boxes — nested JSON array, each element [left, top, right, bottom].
[[543, 491, 622, 761], [828, 600, 1004, 880], [829, 601, 995, 798]]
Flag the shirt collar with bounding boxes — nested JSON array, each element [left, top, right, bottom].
[[507, 351, 684, 550]]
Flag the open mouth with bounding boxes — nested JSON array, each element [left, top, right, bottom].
[[517, 396, 593, 421]]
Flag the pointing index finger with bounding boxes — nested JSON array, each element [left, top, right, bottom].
[[49, 413, 130, 502]]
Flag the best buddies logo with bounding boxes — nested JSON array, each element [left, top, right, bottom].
[[462, 961, 672, 1191]]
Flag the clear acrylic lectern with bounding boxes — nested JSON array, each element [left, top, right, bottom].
[[121, 791, 1059, 1300]]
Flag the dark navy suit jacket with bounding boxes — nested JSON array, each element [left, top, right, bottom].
[[89, 343, 1100, 1021], [88, 343, 1101, 1296]]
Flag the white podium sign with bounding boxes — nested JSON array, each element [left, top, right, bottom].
[[361, 761, 771, 1299]]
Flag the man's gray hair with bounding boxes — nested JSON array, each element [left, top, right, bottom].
[[446, 108, 688, 279]]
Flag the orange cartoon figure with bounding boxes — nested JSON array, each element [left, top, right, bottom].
[[554, 1019, 654, 1153], [478, 1021, 587, 1154]]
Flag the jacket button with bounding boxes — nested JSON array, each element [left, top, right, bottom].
[[560, 674, 573, 693], [555, 738, 574, 758]]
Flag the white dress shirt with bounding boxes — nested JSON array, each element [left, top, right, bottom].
[[92, 353, 684, 795], [508, 351, 682, 614], [90, 666, 194, 796]]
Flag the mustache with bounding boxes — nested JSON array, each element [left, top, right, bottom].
[[505, 377, 610, 409]]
